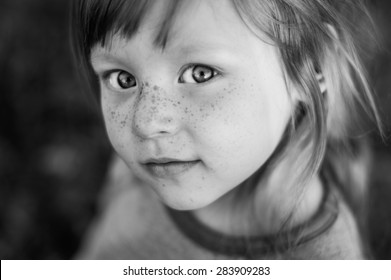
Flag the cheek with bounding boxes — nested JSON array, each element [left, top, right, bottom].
[[193, 78, 291, 171], [101, 97, 134, 153]]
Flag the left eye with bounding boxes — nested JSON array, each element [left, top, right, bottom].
[[179, 65, 218, 84], [106, 70, 137, 90]]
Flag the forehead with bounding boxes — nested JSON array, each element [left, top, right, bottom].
[[145, 0, 240, 41], [92, 0, 261, 57]]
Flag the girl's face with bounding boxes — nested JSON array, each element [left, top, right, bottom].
[[91, 0, 293, 210]]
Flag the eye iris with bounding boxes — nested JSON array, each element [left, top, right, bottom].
[[117, 71, 136, 88], [192, 66, 213, 83]]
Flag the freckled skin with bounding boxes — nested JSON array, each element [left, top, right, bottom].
[[94, 0, 293, 211]]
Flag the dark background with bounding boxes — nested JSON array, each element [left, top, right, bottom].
[[0, 0, 390, 259]]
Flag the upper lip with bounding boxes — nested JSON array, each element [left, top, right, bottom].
[[142, 158, 198, 165]]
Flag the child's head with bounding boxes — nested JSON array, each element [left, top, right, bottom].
[[71, 0, 381, 212]]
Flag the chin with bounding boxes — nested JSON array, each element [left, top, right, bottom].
[[157, 192, 218, 212]]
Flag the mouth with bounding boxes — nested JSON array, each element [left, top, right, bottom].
[[142, 158, 201, 178]]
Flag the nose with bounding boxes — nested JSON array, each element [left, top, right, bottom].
[[132, 83, 182, 139]]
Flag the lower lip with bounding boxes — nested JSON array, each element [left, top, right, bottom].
[[144, 160, 200, 178]]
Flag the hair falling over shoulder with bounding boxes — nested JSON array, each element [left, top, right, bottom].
[[233, 0, 382, 187]]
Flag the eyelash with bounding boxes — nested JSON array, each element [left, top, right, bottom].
[[178, 64, 220, 84], [102, 70, 137, 91], [100, 64, 221, 92]]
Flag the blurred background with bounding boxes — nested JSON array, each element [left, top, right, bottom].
[[0, 0, 390, 259]]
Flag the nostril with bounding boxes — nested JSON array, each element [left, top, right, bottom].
[[132, 108, 181, 139], [158, 130, 170, 134], [131, 83, 182, 138]]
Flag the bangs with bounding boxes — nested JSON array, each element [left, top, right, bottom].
[[77, 0, 181, 54], [71, 0, 183, 97]]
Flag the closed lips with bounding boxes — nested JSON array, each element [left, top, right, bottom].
[[143, 160, 200, 177]]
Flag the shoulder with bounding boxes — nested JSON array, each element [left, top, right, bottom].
[[294, 190, 366, 259]]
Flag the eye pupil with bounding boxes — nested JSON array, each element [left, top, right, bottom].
[[192, 65, 213, 83], [117, 71, 136, 88]]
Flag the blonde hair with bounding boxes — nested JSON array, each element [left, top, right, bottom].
[[229, 0, 383, 212]]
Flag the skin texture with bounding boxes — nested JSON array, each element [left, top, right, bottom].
[[91, 0, 322, 235]]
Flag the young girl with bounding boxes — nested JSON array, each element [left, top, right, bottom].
[[71, 0, 383, 259]]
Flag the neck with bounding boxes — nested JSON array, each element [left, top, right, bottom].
[[192, 165, 324, 237]]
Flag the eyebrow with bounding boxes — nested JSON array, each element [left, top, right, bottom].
[[171, 41, 231, 56], [91, 40, 236, 62], [89, 50, 134, 73], [89, 28, 246, 73], [90, 52, 119, 66]]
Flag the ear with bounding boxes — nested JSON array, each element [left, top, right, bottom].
[[288, 69, 327, 104], [316, 72, 327, 95], [316, 24, 339, 96]]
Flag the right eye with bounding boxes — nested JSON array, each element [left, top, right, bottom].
[[179, 64, 218, 84], [105, 70, 137, 90]]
